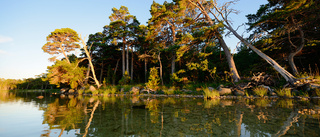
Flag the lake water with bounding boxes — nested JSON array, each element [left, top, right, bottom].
[[0, 90, 320, 137]]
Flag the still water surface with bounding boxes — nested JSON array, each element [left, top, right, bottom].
[[0, 90, 320, 137]]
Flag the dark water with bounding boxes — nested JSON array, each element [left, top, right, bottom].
[[0, 90, 320, 137]]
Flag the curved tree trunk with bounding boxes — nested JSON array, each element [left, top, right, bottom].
[[288, 16, 305, 76], [288, 54, 298, 76], [81, 38, 101, 88]]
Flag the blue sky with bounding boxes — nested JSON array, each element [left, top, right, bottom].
[[0, 0, 267, 79]]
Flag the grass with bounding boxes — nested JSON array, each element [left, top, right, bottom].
[[253, 87, 268, 97], [275, 88, 292, 98], [203, 87, 220, 99], [163, 87, 175, 95], [102, 86, 118, 95]]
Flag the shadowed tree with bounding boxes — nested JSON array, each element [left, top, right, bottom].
[[180, 0, 297, 84], [107, 6, 139, 77], [148, 1, 186, 75], [42, 28, 80, 63], [247, 0, 320, 76], [175, 0, 241, 82]]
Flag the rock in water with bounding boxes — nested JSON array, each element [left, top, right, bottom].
[[130, 87, 140, 95]]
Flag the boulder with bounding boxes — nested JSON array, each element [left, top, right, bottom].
[[233, 90, 245, 96], [89, 86, 96, 92], [69, 89, 75, 93], [218, 88, 232, 95], [217, 85, 232, 95], [208, 87, 215, 91], [130, 87, 140, 95]]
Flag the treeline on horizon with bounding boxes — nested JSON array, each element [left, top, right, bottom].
[[1, 0, 319, 91]]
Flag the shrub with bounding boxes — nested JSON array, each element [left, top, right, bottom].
[[253, 87, 268, 97], [119, 71, 131, 85], [276, 88, 292, 98], [203, 87, 220, 99], [146, 67, 160, 91], [163, 87, 175, 95]]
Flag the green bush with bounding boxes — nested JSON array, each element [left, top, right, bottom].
[[276, 88, 292, 98], [163, 86, 178, 95], [119, 71, 131, 85], [146, 67, 160, 91]]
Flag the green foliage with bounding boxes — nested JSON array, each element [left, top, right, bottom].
[[146, 67, 160, 91], [119, 71, 131, 85], [46, 60, 86, 89], [162, 86, 178, 95], [253, 87, 268, 97], [170, 69, 186, 87], [102, 86, 118, 95], [203, 87, 220, 99]]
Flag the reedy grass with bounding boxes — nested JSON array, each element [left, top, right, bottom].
[[276, 88, 292, 98], [253, 87, 268, 97], [203, 87, 220, 99]]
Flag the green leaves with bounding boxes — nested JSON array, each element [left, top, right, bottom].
[[146, 67, 160, 91], [47, 60, 86, 89]]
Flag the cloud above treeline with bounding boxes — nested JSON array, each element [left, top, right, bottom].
[[0, 35, 13, 43]]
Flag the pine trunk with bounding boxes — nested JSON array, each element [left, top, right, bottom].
[[158, 52, 164, 86], [287, 22, 305, 76], [145, 51, 148, 83], [171, 52, 176, 74], [131, 47, 134, 81], [122, 39, 126, 76], [217, 36, 240, 82], [126, 44, 129, 75]]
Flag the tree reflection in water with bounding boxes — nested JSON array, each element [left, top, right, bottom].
[[2, 92, 319, 137]]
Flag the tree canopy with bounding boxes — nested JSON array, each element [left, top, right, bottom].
[[42, 28, 80, 63]]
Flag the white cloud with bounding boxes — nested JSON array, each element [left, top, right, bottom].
[[0, 35, 13, 43], [0, 49, 7, 54]]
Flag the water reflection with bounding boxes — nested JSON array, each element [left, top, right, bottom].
[[0, 91, 320, 137]]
